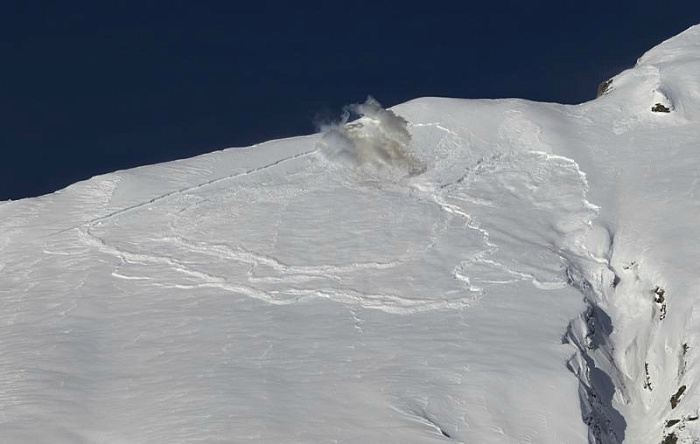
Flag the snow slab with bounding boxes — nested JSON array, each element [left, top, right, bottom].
[[1, 24, 700, 444]]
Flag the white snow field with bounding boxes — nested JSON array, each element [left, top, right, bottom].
[[2, 25, 700, 444]]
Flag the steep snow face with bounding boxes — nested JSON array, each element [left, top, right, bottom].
[[565, 25, 700, 444], [1, 24, 700, 444]]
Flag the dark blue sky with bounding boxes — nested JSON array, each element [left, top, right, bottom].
[[2, 1, 699, 200]]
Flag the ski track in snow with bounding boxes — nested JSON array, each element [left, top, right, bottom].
[[52, 148, 319, 237]]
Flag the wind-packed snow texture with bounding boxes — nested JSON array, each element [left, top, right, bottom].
[[2, 25, 700, 444]]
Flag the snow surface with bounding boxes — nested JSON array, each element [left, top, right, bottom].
[[2, 25, 700, 443]]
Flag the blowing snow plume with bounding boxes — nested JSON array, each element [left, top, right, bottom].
[[318, 97, 425, 178]]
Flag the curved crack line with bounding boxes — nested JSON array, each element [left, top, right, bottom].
[[77, 225, 478, 315], [159, 235, 406, 276]]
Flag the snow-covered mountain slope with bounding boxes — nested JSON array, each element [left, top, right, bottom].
[[2, 24, 699, 444]]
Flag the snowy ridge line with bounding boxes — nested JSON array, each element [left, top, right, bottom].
[[49, 149, 319, 237]]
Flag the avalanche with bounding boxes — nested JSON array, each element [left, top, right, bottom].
[[1, 24, 700, 444]]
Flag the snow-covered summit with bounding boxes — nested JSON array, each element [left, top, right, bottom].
[[1, 25, 700, 444], [598, 23, 700, 120], [638, 24, 700, 66]]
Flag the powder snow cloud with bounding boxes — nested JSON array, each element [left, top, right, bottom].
[[317, 97, 424, 177]]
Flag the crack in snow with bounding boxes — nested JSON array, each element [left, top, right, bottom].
[[51, 149, 319, 237]]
